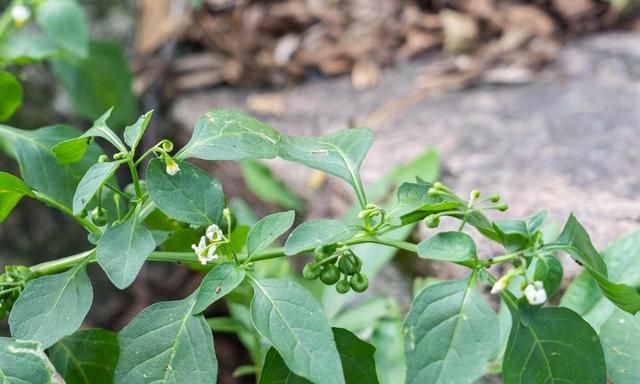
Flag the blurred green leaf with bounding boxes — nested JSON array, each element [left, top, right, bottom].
[[284, 219, 358, 255], [0, 71, 23, 121], [0, 172, 33, 223], [36, 0, 88, 58], [247, 210, 295, 257], [600, 309, 640, 383], [241, 160, 305, 210]]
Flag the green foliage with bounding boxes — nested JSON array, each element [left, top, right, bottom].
[[0, 70, 23, 121], [600, 310, 640, 383], [247, 210, 295, 257], [36, 0, 88, 58], [0, 171, 34, 223], [72, 161, 121, 215], [49, 329, 119, 384], [284, 219, 357, 255], [241, 160, 305, 211], [417, 231, 477, 263], [0, 338, 62, 383], [193, 263, 246, 314]]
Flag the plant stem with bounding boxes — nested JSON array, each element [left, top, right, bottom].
[[33, 191, 102, 235], [127, 158, 143, 198]]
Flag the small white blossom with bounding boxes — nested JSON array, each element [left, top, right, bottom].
[[206, 224, 223, 242], [199, 244, 218, 265], [165, 158, 180, 176], [490, 276, 509, 294], [191, 236, 207, 257], [524, 281, 547, 305], [191, 235, 219, 265], [11, 5, 30, 27]]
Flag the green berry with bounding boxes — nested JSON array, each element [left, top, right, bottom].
[[489, 194, 500, 203], [338, 254, 359, 275], [320, 264, 341, 285], [336, 279, 350, 294], [497, 204, 509, 212], [91, 207, 108, 226], [350, 272, 369, 292], [425, 214, 440, 228], [302, 263, 322, 280]]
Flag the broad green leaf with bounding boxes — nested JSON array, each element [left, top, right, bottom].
[[0, 30, 59, 64], [97, 216, 155, 289], [387, 182, 461, 224], [403, 276, 498, 384], [114, 295, 217, 384], [562, 231, 640, 330], [9, 265, 93, 348], [241, 160, 305, 210], [72, 161, 121, 215], [0, 172, 34, 223], [600, 310, 640, 383], [249, 277, 344, 384], [502, 306, 606, 384], [260, 328, 378, 384], [416, 231, 476, 263], [146, 158, 224, 226], [493, 220, 530, 252], [36, 0, 88, 58], [557, 215, 640, 315], [177, 109, 280, 161], [284, 219, 358, 256], [193, 263, 246, 314], [49, 328, 119, 384], [331, 297, 395, 332], [371, 316, 406, 384], [0, 338, 63, 383], [0, 71, 23, 121], [0, 124, 101, 208], [247, 211, 295, 257], [278, 128, 372, 198], [124, 110, 153, 151], [51, 41, 138, 128]]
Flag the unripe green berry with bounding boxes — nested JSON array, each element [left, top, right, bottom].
[[161, 140, 174, 152], [91, 207, 108, 226], [489, 194, 500, 203], [470, 189, 481, 199], [303, 263, 322, 280], [320, 264, 341, 285], [338, 254, 359, 275], [433, 182, 445, 190], [350, 272, 369, 292], [497, 204, 509, 212], [336, 278, 350, 294], [98, 154, 109, 163], [425, 214, 440, 228]]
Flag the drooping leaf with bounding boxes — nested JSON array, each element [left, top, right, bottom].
[[193, 263, 246, 314], [600, 309, 640, 384], [36, 0, 88, 58], [0, 172, 34, 223], [49, 328, 119, 384], [124, 110, 153, 151], [0, 124, 101, 208], [51, 41, 138, 127], [97, 215, 156, 289], [241, 160, 305, 211], [278, 128, 373, 198], [0, 70, 23, 121], [0, 338, 64, 383], [371, 315, 406, 384], [177, 110, 281, 161], [247, 210, 295, 257], [114, 294, 217, 384], [403, 275, 498, 384], [502, 306, 606, 384], [72, 161, 122, 215], [557, 215, 640, 315], [284, 219, 358, 256], [146, 158, 224, 226], [9, 265, 93, 348], [260, 328, 378, 384], [416, 231, 476, 264], [562, 230, 640, 331], [249, 277, 344, 384]]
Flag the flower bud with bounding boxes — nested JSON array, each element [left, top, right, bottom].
[[424, 214, 440, 228], [490, 275, 511, 294], [165, 157, 180, 176], [489, 194, 500, 203], [497, 204, 509, 212], [98, 155, 109, 163], [433, 182, 445, 190], [470, 189, 481, 199], [161, 140, 174, 152]]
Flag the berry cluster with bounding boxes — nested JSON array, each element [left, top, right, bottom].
[[303, 244, 369, 293]]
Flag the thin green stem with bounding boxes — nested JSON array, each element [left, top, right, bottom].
[[33, 191, 102, 235], [479, 251, 523, 267], [127, 158, 143, 198]]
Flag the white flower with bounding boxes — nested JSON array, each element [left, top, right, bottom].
[[191, 236, 207, 257], [11, 5, 30, 27], [206, 224, 223, 242], [490, 276, 509, 294], [199, 244, 218, 265], [191, 235, 219, 265], [524, 281, 547, 305], [165, 158, 180, 176]]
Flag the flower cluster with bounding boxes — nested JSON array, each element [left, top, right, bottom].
[[191, 224, 224, 265], [523, 281, 547, 305]]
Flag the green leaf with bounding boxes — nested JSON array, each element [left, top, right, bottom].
[[534, 255, 563, 298], [247, 211, 295, 257], [36, 0, 88, 58], [146, 158, 224, 226], [284, 219, 358, 256], [124, 110, 153, 151], [0, 124, 101, 208], [177, 110, 280, 161], [97, 216, 156, 289], [416, 231, 476, 263], [9, 265, 93, 348], [278, 128, 372, 199], [114, 294, 218, 383], [0, 338, 63, 383], [502, 306, 606, 384], [600, 310, 640, 384], [0, 172, 34, 223], [49, 329, 119, 384], [193, 263, 246, 314], [260, 328, 378, 384], [241, 160, 305, 210], [72, 161, 121, 215], [0, 71, 23, 121], [387, 182, 461, 223], [371, 316, 406, 384], [249, 277, 344, 384], [0, 30, 60, 64], [557, 215, 640, 315], [51, 41, 138, 128], [403, 275, 498, 384], [562, 231, 640, 330]]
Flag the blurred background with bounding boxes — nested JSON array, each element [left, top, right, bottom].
[[1, 0, 640, 382]]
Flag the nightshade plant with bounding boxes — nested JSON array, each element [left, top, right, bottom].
[[1, 108, 640, 384]]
